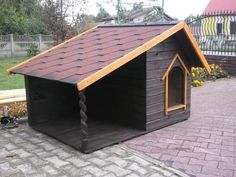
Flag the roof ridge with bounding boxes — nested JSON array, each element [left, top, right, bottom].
[[98, 21, 180, 28]]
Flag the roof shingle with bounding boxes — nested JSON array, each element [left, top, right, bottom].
[[203, 0, 236, 15], [8, 22, 211, 90], [11, 24, 172, 84]]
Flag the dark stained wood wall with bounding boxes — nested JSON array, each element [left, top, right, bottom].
[[86, 53, 146, 130], [146, 37, 191, 131], [25, 76, 79, 126]]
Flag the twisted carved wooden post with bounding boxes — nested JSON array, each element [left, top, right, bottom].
[[79, 90, 88, 150]]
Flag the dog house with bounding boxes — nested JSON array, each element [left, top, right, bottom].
[[8, 21, 210, 153]]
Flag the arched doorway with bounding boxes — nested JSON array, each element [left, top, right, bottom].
[[162, 53, 190, 115], [168, 67, 184, 107]]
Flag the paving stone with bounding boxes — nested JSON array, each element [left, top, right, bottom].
[[4, 143, 18, 150], [62, 164, 89, 177], [51, 148, 72, 159], [83, 165, 108, 177], [189, 158, 218, 168], [112, 147, 130, 156], [0, 162, 21, 176], [16, 163, 37, 175], [11, 137, 26, 144], [28, 156, 48, 166], [42, 165, 59, 175], [208, 143, 235, 152], [2, 133, 14, 138], [18, 132, 31, 138], [220, 150, 236, 158], [178, 151, 206, 160], [45, 156, 69, 168], [128, 162, 148, 175], [125, 174, 140, 177], [0, 148, 11, 158], [27, 137, 45, 144], [193, 147, 221, 155], [10, 149, 32, 158], [8, 172, 26, 177], [218, 162, 236, 170], [20, 142, 38, 151], [172, 162, 202, 173], [83, 174, 94, 177], [173, 135, 197, 141], [39, 142, 58, 151], [127, 156, 151, 166], [26, 173, 47, 177], [100, 173, 116, 177], [106, 156, 129, 168], [150, 166, 173, 177], [148, 173, 166, 177], [7, 158, 25, 166], [67, 156, 90, 167], [36, 150, 56, 158], [205, 154, 234, 163], [202, 166, 234, 177], [104, 164, 131, 177], [88, 158, 108, 167]]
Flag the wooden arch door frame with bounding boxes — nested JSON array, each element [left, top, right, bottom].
[[162, 53, 190, 115]]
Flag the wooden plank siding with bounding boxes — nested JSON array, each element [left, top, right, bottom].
[[25, 76, 79, 126], [146, 37, 191, 131], [86, 53, 146, 130]]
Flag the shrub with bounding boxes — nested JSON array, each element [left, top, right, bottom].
[[191, 64, 229, 87], [207, 64, 229, 81], [26, 43, 39, 56], [0, 102, 27, 119]]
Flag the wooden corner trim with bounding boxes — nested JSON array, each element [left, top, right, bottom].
[[77, 22, 186, 91], [7, 25, 98, 75], [162, 53, 190, 80]]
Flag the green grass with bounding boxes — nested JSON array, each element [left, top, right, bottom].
[[0, 57, 29, 90]]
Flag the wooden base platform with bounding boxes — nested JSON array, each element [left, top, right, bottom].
[[32, 115, 145, 153], [0, 89, 26, 107]]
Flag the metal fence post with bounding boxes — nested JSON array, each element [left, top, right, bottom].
[[38, 34, 42, 51], [10, 34, 14, 56]]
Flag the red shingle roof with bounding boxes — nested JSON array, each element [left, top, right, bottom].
[[8, 22, 210, 90], [10, 24, 172, 82], [203, 0, 236, 15]]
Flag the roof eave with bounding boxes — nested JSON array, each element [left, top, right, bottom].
[[7, 25, 99, 75]]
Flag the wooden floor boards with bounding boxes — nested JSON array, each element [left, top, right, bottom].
[[32, 115, 144, 153]]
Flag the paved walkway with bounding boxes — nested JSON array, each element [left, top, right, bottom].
[[125, 78, 236, 177], [0, 122, 188, 177]]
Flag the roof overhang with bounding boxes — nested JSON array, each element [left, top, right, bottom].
[[8, 21, 211, 91]]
